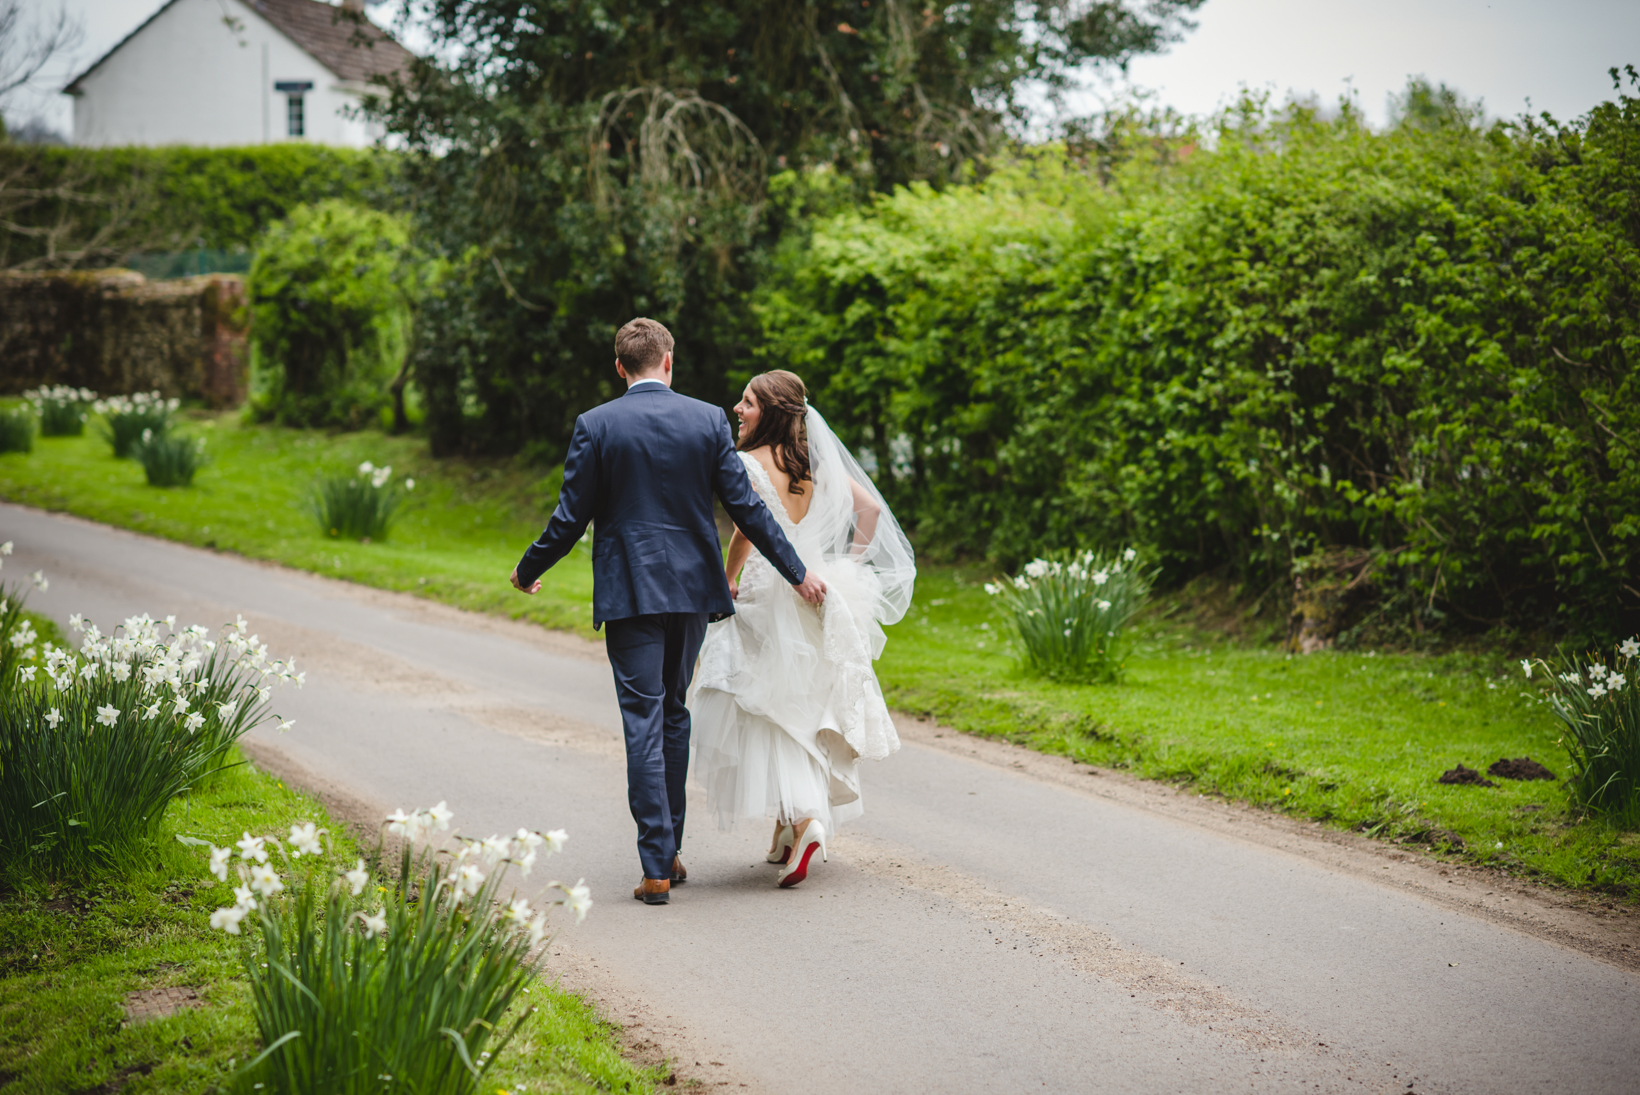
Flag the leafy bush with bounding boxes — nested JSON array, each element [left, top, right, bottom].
[[1530, 638, 1640, 827], [761, 75, 1640, 643], [248, 201, 423, 429], [985, 548, 1151, 682], [24, 385, 94, 436], [205, 803, 589, 1095], [133, 428, 206, 487], [0, 407, 31, 454], [94, 391, 178, 457], [310, 461, 413, 541], [0, 598, 300, 878]]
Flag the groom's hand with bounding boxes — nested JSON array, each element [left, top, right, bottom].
[[792, 572, 826, 606], [510, 566, 541, 595]]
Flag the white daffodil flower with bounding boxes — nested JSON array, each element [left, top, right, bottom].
[[1012, 575, 1029, 591], [1123, 547, 1138, 562], [358, 461, 375, 476], [232, 884, 258, 910], [249, 863, 284, 898], [527, 913, 549, 946], [78, 662, 98, 682], [277, 719, 295, 732], [359, 910, 387, 939], [344, 859, 369, 896], [480, 835, 510, 863], [44, 708, 61, 729], [0, 541, 10, 555], [184, 711, 205, 734], [1091, 570, 1109, 586], [983, 582, 999, 596], [542, 829, 568, 855], [1608, 673, 1627, 692], [209, 845, 232, 881], [404, 478, 415, 492], [209, 905, 247, 934], [426, 801, 454, 831], [217, 701, 237, 720], [236, 832, 269, 863], [143, 701, 162, 720], [455, 863, 485, 899], [17, 666, 36, 683], [1520, 659, 1533, 678], [1097, 600, 1112, 611], [111, 662, 131, 682], [505, 897, 533, 926], [384, 809, 414, 837], [95, 704, 120, 727], [288, 822, 324, 857], [172, 696, 190, 715], [515, 828, 545, 852], [1588, 682, 1608, 699], [29, 571, 46, 591], [566, 879, 592, 924]]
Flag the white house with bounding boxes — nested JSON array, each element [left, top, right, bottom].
[[64, 0, 412, 147]]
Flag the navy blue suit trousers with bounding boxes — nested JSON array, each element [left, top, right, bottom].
[[605, 611, 707, 879]]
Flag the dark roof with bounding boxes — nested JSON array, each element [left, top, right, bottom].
[[66, 0, 412, 94], [251, 0, 413, 83]]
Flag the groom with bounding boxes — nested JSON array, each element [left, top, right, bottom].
[[510, 318, 825, 905]]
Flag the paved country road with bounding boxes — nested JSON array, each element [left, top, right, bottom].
[[8, 503, 1639, 1095]]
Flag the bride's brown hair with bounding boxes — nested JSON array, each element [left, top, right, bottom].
[[738, 370, 811, 495]]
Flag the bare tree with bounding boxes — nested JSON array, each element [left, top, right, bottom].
[[0, 0, 82, 107]]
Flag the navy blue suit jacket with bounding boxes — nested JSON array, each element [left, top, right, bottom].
[[515, 383, 807, 627]]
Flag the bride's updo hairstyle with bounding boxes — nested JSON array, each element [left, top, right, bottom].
[[739, 370, 811, 496]]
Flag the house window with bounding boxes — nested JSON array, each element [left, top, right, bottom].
[[273, 81, 314, 139]]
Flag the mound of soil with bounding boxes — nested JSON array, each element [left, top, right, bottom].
[[1488, 756, 1556, 781], [1437, 764, 1496, 788]]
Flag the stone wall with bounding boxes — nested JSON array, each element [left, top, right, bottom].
[[0, 269, 249, 408]]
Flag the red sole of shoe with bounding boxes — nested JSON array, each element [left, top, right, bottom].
[[778, 842, 820, 888]]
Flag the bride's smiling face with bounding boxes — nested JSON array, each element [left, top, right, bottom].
[[733, 386, 761, 440]]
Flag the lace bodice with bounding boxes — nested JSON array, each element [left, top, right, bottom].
[[739, 452, 800, 536]]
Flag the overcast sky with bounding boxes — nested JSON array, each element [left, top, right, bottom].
[[8, 0, 1638, 138]]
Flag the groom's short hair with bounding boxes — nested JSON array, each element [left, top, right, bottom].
[[615, 318, 675, 375]]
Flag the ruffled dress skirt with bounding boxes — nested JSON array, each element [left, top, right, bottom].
[[690, 554, 897, 834]]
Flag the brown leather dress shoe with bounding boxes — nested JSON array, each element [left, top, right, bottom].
[[671, 856, 687, 884], [633, 877, 670, 905]]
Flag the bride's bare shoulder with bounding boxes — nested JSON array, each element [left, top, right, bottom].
[[742, 446, 776, 473]]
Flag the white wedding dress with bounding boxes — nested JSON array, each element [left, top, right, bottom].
[[690, 406, 916, 834]]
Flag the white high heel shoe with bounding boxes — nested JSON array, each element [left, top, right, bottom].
[[766, 822, 795, 864], [777, 820, 826, 888]]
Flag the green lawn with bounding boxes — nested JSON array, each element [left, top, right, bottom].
[[0, 747, 658, 1095], [2, 414, 1634, 896]]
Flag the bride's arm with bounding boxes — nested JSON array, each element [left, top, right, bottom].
[[725, 527, 754, 597], [848, 480, 881, 557]]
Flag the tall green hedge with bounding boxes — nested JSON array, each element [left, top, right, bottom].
[[0, 144, 398, 270], [760, 78, 1640, 641]]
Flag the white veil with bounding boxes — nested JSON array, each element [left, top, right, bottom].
[[793, 404, 917, 628]]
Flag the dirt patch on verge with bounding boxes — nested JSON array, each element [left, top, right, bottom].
[[1436, 764, 1496, 787], [1488, 757, 1557, 781]]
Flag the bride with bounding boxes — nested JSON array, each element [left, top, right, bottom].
[[690, 370, 916, 888]]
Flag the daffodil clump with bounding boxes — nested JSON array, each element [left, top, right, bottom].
[[310, 460, 415, 542], [985, 547, 1153, 683], [95, 390, 180, 458], [0, 556, 301, 877], [25, 384, 97, 437], [1522, 637, 1640, 827], [132, 426, 208, 487], [0, 541, 51, 684], [211, 802, 590, 1095]]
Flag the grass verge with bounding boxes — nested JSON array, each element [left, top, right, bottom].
[[0, 746, 656, 1094], [2, 414, 1633, 896]]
